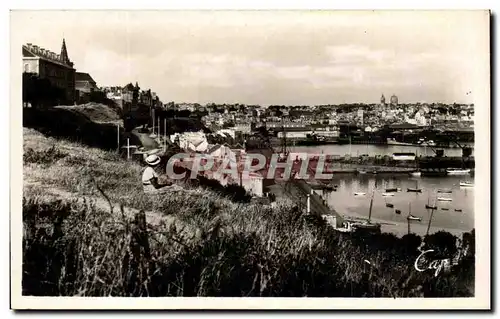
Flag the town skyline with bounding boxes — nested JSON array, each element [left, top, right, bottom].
[[14, 10, 487, 105]]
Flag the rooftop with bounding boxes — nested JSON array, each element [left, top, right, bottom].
[[23, 42, 73, 68], [75, 72, 96, 84]]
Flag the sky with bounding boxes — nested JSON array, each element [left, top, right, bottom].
[[13, 10, 489, 105]]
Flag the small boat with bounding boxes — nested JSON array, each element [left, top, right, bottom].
[[382, 193, 395, 197], [437, 189, 453, 194], [395, 209, 401, 214], [425, 196, 437, 210], [407, 214, 422, 221], [407, 180, 422, 193], [410, 171, 421, 177], [455, 209, 463, 212], [460, 181, 474, 187], [386, 203, 394, 208], [437, 197, 453, 202], [358, 170, 367, 174], [354, 192, 366, 196], [385, 187, 398, 193], [420, 140, 436, 147], [441, 208, 449, 211], [446, 168, 471, 176], [407, 188, 422, 193]]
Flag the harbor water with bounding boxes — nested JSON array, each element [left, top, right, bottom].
[[317, 175, 474, 237], [288, 144, 473, 157]]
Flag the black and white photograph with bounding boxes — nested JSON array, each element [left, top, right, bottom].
[[10, 9, 491, 309]]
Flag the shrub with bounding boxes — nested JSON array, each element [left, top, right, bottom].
[[23, 146, 67, 165]]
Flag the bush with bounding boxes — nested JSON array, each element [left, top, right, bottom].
[[23, 146, 67, 165]]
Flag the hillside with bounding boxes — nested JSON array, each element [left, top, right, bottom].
[[22, 128, 474, 297], [57, 102, 122, 124]]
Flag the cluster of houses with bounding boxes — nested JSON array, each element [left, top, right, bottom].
[[102, 83, 164, 114], [169, 131, 265, 197]]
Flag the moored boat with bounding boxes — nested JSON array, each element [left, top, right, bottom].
[[385, 187, 399, 193], [425, 196, 437, 210], [446, 168, 471, 176], [459, 181, 474, 187], [386, 203, 394, 208], [387, 138, 414, 146], [395, 209, 401, 214], [354, 192, 366, 196], [437, 197, 453, 202], [382, 193, 395, 197], [407, 188, 422, 193], [410, 170, 421, 177], [455, 209, 463, 212], [407, 214, 422, 221], [437, 189, 453, 193], [441, 208, 449, 211]]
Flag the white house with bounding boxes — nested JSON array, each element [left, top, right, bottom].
[[207, 144, 237, 162], [171, 131, 208, 152], [216, 129, 236, 139], [240, 172, 264, 197], [188, 139, 209, 152]]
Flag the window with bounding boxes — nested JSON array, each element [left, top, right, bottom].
[[24, 63, 29, 72]]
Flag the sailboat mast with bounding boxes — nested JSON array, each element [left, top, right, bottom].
[[368, 190, 375, 223], [407, 202, 412, 234], [426, 206, 435, 237], [281, 118, 287, 157]]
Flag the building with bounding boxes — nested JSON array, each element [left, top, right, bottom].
[[23, 39, 76, 103], [380, 94, 386, 106], [276, 127, 313, 139], [357, 109, 364, 125], [233, 122, 251, 134], [75, 72, 97, 93], [265, 121, 303, 129], [75, 72, 98, 103], [390, 94, 399, 106], [240, 172, 264, 197], [207, 144, 237, 162]]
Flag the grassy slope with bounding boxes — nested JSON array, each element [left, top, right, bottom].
[[56, 102, 122, 124], [22, 128, 474, 297]]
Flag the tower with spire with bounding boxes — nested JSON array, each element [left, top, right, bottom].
[[22, 38, 76, 104], [60, 38, 73, 67], [380, 93, 386, 106]]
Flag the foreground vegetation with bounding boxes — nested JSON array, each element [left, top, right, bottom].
[[22, 128, 475, 297]]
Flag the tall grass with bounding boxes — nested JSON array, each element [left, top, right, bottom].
[[22, 191, 475, 297]]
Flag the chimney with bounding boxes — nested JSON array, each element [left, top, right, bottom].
[[26, 43, 32, 49], [39, 48, 46, 55]]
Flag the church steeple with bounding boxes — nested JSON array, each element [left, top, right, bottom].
[[60, 38, 72, 66]]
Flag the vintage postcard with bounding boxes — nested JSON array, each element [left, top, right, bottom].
[[10, 10, 490, 310]]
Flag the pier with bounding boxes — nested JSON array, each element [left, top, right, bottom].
[[269, 178, 343, 227]]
